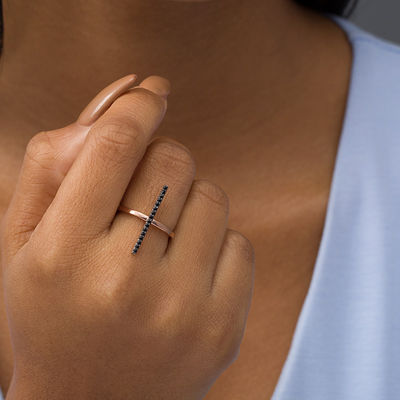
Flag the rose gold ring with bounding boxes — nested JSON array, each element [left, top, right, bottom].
[[118, 205, 175, 238]]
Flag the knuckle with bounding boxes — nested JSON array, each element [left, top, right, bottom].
[[25, 131, 55, 165], [147, 140, 196, 180], [87, 88, 167, 166], [26, 131, 49, 152], [150, 292, 187, 333], [27, 233, 91, 280], [202, 306, 243, 368], [85, 278, 129, 315], [192, 179, 229, 210], [115, 87, 166, 124], [146, 285, 203, 343], [128, 87, 167, 115], [90, 117, 143, 163], [225, 229, 255, 263], [28, 244, 62, 277]]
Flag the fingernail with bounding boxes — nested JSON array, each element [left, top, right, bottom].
[[136, 76, 171, 99], [77, 74, 138, 126]]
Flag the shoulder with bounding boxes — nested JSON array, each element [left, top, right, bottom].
[[333, 15, 400, 61], [329, 18, 400, 202], [333, 17, 400, 97], [332, 17, 400, 148]]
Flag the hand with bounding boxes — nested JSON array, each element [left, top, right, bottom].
[[0, 74, 255, 400]]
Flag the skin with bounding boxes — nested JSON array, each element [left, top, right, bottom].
[[2, 76, 254, 399], [0, 0, 352, 398]]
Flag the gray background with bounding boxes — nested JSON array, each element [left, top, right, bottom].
[[350, 0, 400, 43]]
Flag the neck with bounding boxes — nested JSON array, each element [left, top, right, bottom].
[[0, 0, 344, 133], [0, 0, 353, 235]]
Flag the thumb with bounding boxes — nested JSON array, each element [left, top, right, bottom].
[[1, 74, 141, 257]]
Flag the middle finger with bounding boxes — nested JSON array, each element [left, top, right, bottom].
[[110, 137, 196, 260]]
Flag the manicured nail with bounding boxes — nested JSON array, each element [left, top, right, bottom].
[[77, 74, 138, 126], [135, 76, 171, 99]]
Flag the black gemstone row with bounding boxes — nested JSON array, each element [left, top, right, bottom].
[[132, 185, 168, 254]]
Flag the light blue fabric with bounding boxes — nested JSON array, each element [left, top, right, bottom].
[[272, 16, 400, 400]]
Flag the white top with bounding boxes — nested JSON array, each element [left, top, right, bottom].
[[272, 16, 400, 400]]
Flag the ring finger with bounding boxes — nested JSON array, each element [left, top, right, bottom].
[[109, 137, 196, 260]]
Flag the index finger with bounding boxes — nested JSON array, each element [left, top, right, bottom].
[[42, 76, 170, 238]]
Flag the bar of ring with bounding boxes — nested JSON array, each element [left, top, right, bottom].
[[118, 205, 175, 238]]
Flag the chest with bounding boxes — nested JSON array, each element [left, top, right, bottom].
[[204, 191, 330, 400]]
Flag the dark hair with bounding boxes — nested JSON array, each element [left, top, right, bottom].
[[0, 1, 2, 51], [0, 1, 355, 53], [295, 0, 356, 16]]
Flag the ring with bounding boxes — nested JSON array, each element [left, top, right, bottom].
[[117, 206, 175, 237], [118, 185, 175, 254]]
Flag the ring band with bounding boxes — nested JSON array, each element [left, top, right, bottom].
[[118, 185, 174, 255], [118, 205, 175, 238]]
